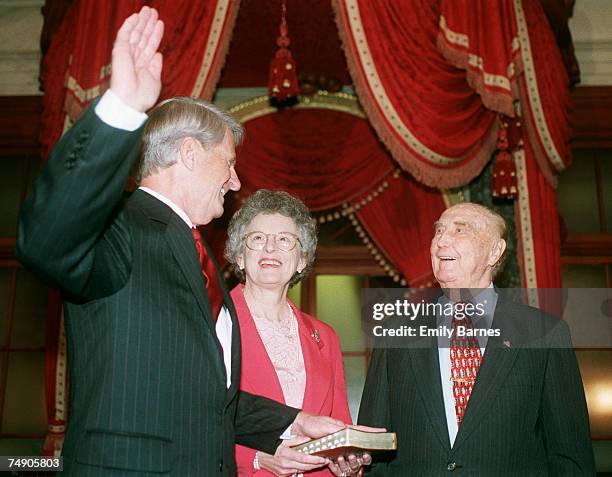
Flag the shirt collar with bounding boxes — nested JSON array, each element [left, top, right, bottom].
[[139, 186, 193, 228], [437, 283, 497, 328]]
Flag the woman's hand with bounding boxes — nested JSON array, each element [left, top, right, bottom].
[[257, 438, 328, 476]]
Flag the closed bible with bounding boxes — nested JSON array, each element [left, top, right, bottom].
[[291, 428, 397, 459]]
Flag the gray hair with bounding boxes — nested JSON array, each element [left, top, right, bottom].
[[138, 97, 244, 180], [225, 190, 317, 288]]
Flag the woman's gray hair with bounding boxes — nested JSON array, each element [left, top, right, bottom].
[[225, 190, 317, 288], [138, 97, 244, 180]]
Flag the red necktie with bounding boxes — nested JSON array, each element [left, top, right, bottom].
[[191, 227, 223, 321], [450, 309, 482, 428]]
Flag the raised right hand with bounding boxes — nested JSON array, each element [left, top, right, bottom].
[[110, 6, 164, 112]]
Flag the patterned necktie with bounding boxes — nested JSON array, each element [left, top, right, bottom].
[[191, 227, 223, 321], [450, 308, 482, 428]]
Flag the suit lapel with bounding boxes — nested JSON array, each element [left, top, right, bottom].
[[294, 303, 329, 415], [408, 333, 451, 450], [225, 288, 242, 401], [164, 217, 218, 331], [197, 237, 243, 401], [452, 297, 519, 451], [231, 285, 285, 403], [132, 191, 226, 376]]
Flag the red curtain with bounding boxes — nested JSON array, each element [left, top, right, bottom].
[[438, 0, 567, 290], [235, 109, 392, 209], [438, 0, 520, 117], [333, 0, 567, 289], [355, 173, 444, 286], [332, 0, 499, 188], [227, 108, 446, 285], [440, 0, 571, 184], [40, 0, 240, 157], [514, 139, 562, 313]]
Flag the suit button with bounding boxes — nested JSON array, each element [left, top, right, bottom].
[[218, 460, 223, 472], [447, 462, 457, 471]]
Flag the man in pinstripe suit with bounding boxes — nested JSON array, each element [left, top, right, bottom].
[[17, 7, 347, 476], [359, 203, 594, 476]]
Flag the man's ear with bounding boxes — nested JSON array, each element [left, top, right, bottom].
[[488, 238, 507, 267], [178, 137, 200, 171]]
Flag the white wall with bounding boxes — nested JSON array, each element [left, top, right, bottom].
[[0, 0, 44, 95], [570, 0, 612, 85]]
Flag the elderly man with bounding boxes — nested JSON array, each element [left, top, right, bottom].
[[359, 202, 595, 476], [16, 8, 354, 476]]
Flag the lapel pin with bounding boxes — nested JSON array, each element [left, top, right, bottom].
[[311, 329, 320, 343], [503, 340, 511, 348]]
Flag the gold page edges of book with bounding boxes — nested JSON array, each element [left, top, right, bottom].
[[290, 428, 397, 460]]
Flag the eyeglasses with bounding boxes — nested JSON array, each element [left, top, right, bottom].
[[244, 231, 301, 252]]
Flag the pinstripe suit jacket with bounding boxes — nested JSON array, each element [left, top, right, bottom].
[[358, 296, 595, 476], [16, 105, 299, 476]]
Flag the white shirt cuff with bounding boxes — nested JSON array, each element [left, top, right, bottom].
[[94, 89, 148, 131], [279, 425, 294, 440]]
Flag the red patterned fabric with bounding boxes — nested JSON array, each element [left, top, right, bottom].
[[450, 313, 482, 427], [231, 108, 446, 286], [192, 227, 223, 321]]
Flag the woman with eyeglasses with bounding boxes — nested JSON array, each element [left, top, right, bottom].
[[225, 189, 352, 477]]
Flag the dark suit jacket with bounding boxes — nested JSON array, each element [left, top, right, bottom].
[[16, 104, 298, 476], [358, 295, 595, 476]]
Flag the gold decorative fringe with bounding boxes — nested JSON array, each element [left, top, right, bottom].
[[312, 169, 409, 285]]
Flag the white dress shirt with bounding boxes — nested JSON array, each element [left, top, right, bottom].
[[94, 91, 233, 388], [437, 284, 497, 447]]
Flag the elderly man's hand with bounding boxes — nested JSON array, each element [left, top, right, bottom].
[[328, 424, 384, 477], [328, 453, 372, 477], [111, 6, 164, 112]]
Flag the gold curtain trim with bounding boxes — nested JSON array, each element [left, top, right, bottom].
[[514, 147, 540, 304], [228, 91, 366, 122], [66, 74, 104, 103], [512, 0, 564, 173], [343, 0, 459, 166], [191, 0, 234, 99], [54, 313, 69, 420], [439, 15, 519, 94]]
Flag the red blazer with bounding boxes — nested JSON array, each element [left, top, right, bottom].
[[232, 284, 352, 476]]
